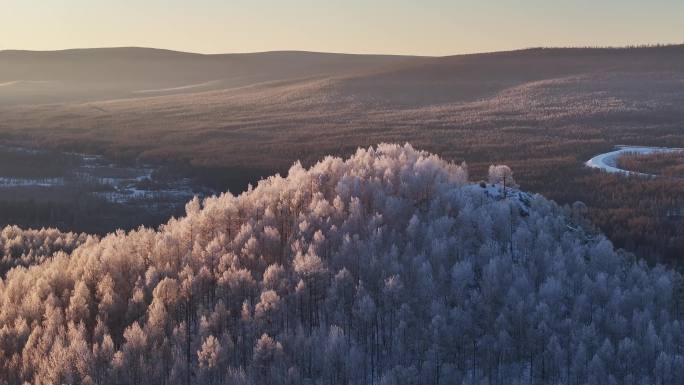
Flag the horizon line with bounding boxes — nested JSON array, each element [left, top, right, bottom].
[[2, 42, 683, 58]]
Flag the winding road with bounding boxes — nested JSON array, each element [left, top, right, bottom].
[[586, 146, 684, 176]]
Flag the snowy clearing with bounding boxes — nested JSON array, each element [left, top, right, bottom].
[[585, 145, 684, 176]]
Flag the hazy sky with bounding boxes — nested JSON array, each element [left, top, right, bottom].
[[2, 0, 683, 55]]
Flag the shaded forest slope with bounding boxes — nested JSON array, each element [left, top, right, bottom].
[[0, 144, 682, 385]]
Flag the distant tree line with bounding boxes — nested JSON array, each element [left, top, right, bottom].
[[617, 151, 684, 178]]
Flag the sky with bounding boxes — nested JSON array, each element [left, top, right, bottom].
[[2, 0, 683, 56]]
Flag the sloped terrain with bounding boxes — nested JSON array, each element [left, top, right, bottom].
[[1, 144, 682, 384], [0, 48, 418, 105], [2, 46, 684, 170], [2, 45, 684, 261]]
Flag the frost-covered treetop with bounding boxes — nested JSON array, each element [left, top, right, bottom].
[[0, 143, 681, 385]]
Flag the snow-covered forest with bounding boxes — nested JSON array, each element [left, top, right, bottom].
[[0, 226, 89, 276], [0, 143, 683, 385]]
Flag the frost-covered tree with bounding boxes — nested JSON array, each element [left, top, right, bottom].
[[488, 164, 518, 190], [0, 225, 89, 275], [0, 143, 682, 384]]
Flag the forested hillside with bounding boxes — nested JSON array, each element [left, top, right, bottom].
[[1, 144, 683, 385], [3, 46, 684, 263], [0, 225, 89, 276], [0, 48, 416, 105]]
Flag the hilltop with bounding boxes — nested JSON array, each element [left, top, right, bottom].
[[0, 144, 681, 384]]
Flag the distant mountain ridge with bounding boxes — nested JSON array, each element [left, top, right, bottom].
[[2, 45, 683, 106], [0, 47, 420, 105], [0, 48, 414, 83]]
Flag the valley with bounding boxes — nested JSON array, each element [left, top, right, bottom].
[[0, 144, 213, 233], [2, 45, 684, 262], [4, 1, 684, 384]]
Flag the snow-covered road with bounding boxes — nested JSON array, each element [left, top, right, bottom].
[[585, 146, 684, 176]]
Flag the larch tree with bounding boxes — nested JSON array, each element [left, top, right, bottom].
[[0, 144, 682, 385]]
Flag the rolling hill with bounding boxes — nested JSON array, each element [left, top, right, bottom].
[[2, 45, 684, 261], [0, 144, 681, 385], [0, 47, 419, 105], [2, 46, 684, 174]]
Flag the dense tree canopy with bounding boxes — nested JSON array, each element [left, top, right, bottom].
[[0, 143, 682, 385], [0, 225, 89, 276]]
